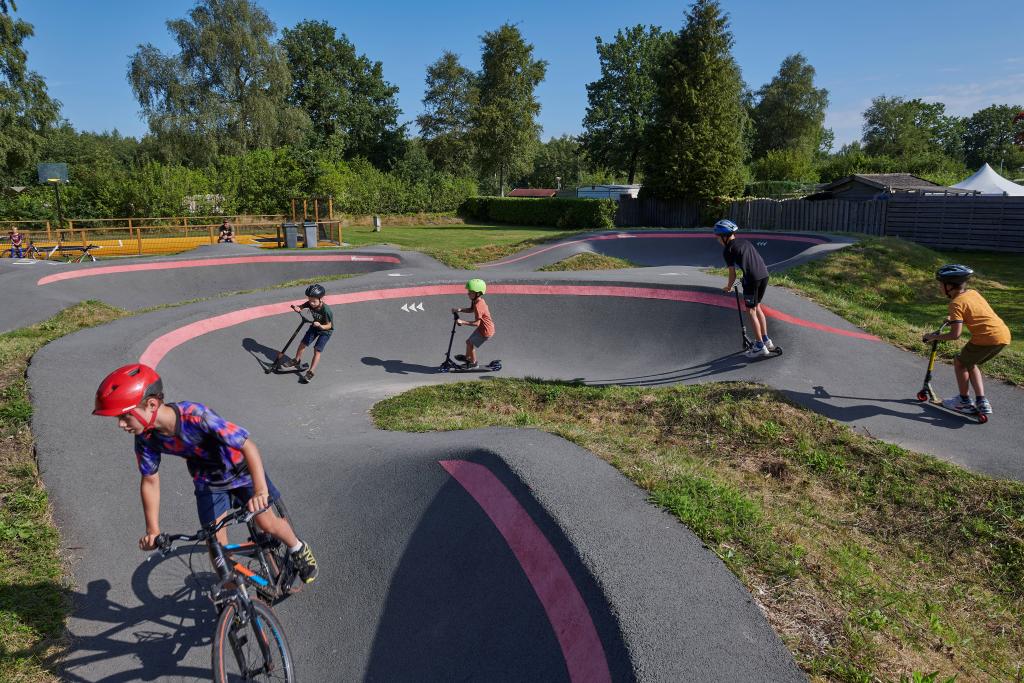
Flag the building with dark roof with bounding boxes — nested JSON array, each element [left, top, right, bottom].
[[507, 188, 558, 198], [806, 173, 978, 201]]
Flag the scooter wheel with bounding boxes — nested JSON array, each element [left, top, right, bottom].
[[916, 390, 929, 402], [977, 413, 989, 424]]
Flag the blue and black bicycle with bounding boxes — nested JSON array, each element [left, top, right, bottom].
[[155, 501, 300, 681]]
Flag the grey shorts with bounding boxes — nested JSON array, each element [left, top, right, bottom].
[[468, 329, 491, 348]]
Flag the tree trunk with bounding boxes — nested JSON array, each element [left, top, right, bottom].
[[499, 166, 505, 197], [627, 146, 639, 185]]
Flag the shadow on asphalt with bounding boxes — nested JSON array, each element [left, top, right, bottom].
[[786, 386, 974, 429], [361, 356, 440, 375], [583, 352, 749, 386], [365, 452, 635, 682], [58, 546, 216, 681]]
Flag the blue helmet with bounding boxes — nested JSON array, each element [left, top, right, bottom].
[[713, 219, 738, 235], [935, 264, 973, 284]]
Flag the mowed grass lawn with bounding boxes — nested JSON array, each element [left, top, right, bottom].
[[341, 223, 585, 269]]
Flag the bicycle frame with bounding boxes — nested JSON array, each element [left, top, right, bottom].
[[157, 505, 292, 678]]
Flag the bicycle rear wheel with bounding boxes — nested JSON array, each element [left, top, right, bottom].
[[212, 599, 294, 682]]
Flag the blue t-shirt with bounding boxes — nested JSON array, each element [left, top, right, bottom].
[[134, 401, 252, 491]]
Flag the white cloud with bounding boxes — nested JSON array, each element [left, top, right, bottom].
[[922, 73, 1024, 114]]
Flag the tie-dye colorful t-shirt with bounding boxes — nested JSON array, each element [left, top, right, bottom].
[[134, 402, 251, 491]]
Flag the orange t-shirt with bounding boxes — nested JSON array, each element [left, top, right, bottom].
[[473, 297, 495, 338], [948, 290, 1011, 346]]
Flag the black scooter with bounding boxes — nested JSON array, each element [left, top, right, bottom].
[[439, 311, 501, 373], [266, 307, 314, 374], [734, 284, 782, 356], [916, 322, 987, 424]]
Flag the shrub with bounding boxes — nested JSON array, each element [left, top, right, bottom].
[[459, 197, 617, 229]]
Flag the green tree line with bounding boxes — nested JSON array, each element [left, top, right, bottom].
[[2, 0, 1022, 222]]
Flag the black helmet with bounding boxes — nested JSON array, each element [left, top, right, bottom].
[[935, 264, 973, 284], [305, 283, 326, 299]]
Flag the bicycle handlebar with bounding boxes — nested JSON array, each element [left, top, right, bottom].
[[154, 505, 270, 555]]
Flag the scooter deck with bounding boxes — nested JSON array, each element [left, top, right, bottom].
[[742, 341, 783, 358], [918, 395, 988, 424], [440, 360, 502, 374]]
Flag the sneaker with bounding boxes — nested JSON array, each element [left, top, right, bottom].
[[942, 396, 976, 413], [744, 344, 770, 358], [290, 542, 319, 584], [975, 398, 992, 415], [460, 362, 479, 370], [303, 370, 315, 382], [763, 337, 776, 352], [454, 354, 467, 362], [283, 358, 300, 368]]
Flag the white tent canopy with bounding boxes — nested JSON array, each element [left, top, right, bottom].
[[952, 163, 1024, 196]]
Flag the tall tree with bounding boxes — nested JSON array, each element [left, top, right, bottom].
[[642, 0, 746, 201], [128, 0, 308, 165], [581, 25, 673, 184], [962, 104, 1024, 173], [861, 96, 963, 161], [281, 20, 404, 169], [0, 2, 60, 179], [417, 51, 477, 176], [471, 23, 547, 196], [518, 135, 588, 189], [750, 53, 828, 160]]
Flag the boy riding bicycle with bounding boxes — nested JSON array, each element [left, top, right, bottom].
[[93, 364, 319, 583]]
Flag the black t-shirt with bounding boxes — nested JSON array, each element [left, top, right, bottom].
[[722, 239, 769, 283]]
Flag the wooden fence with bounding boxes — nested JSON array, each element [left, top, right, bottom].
[[616, 197, 699, 228], [725, 199, 886, 235], [613, 195, 1024, 251], [884, 195, 1024, 252]]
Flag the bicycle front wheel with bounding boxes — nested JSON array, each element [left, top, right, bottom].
[[212, 599, 295, 682]]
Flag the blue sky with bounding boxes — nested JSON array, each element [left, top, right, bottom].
[[18, 0, 1024, 148]]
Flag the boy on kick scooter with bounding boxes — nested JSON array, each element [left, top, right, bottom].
[[450, 279, 495, 370], [921, 264, 1010, 417], [283, 284, 333, 383], [714, 219, 776, 358]]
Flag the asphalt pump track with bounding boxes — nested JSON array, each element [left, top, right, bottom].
[[17, 233, 1023, 681]]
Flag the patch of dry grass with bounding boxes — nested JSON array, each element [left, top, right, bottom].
[[538, 252, 638, 271]]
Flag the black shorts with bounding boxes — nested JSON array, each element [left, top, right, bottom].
[[742, 277, 768, 308]]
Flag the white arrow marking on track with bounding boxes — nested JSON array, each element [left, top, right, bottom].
[[416, 302, 424, 311], [401, 303, 409, 312]]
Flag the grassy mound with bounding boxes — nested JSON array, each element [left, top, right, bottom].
[[774, 237, 1022, 385], [374, 378, 1024, 681]]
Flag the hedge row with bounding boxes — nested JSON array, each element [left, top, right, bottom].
[[459, 197, 618, 229]]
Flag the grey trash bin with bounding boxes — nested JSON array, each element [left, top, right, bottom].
[[303, 221, 318, 248], [283, 223, 299, 249]]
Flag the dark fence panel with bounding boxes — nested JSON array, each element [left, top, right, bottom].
[[615, 197, 699, 228], [614, 195, 1024, 251], [884, 195, 1024, 252], [726, 198, 886, 235]]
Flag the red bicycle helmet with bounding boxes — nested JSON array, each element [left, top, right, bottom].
[[93, 364, 164, 421]]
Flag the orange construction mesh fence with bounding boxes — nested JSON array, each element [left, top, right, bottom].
[[1, 216, 342, 260]]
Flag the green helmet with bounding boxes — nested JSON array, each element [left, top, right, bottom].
[[466, 278, 486, 295]]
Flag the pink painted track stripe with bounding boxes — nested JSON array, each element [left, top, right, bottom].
[[36, 254, 400, 286], [481, 231, 828, 267], [439, 459, 612, 683], [139, 283, 879, 368]]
